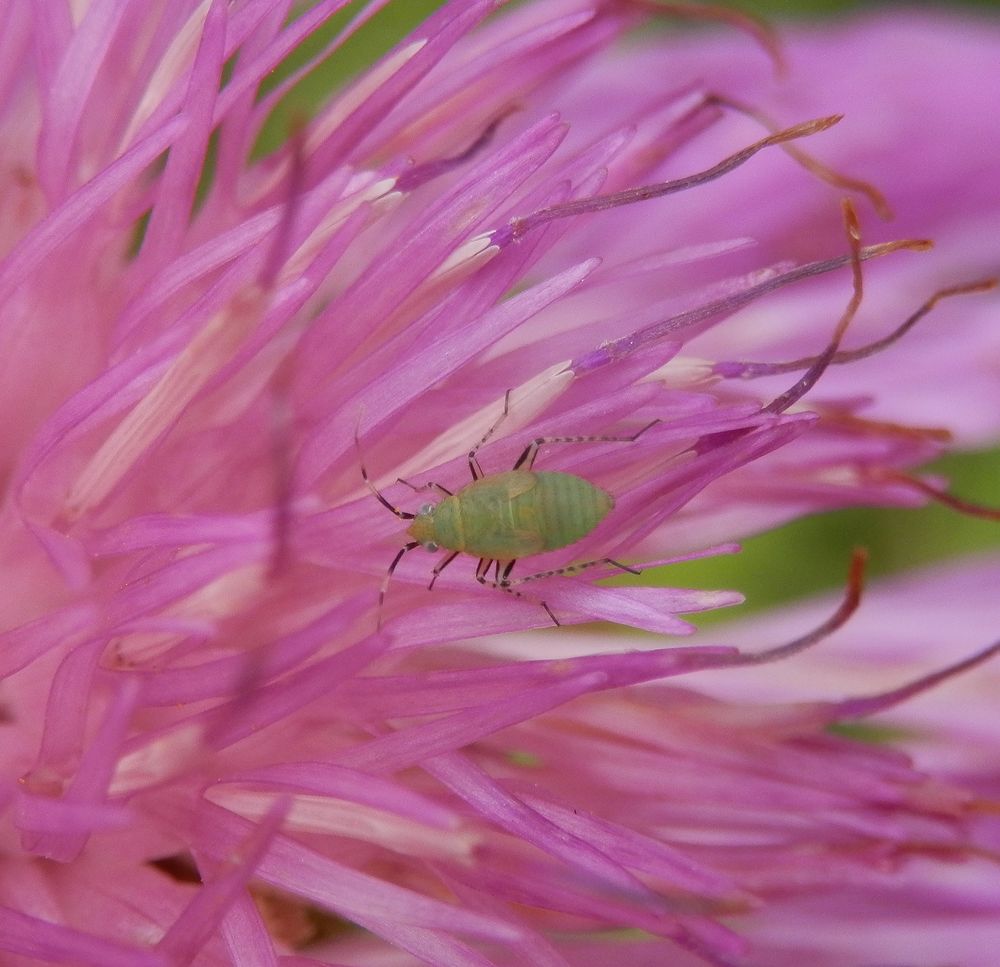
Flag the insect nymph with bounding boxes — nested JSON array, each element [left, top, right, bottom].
[[359, 392, 658, 627]]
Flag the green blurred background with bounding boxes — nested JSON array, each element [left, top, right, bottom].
[[276, 0, 1000, 623]]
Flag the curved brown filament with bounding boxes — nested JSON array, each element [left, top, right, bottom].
[[735, 548, 868, 666]]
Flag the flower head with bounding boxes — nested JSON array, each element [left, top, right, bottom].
[[1, 2, 998, 965]]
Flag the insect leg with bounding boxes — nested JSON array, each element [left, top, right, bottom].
[[428, 551, 460, 590], [503, 557, 642, 585], [513, 419, 660, 471], [468, 390, 512, 480], [378, 541, 420, 629], [540, 602, 560, 626], [480, 559, 561, 626], [397, 477, 454, 497]]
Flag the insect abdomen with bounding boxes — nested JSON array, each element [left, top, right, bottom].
[[446, 469, 612, 559], [532, 471, 613, 551]]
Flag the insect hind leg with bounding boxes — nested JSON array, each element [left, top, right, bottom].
[[504, 557, 642, 585], [476, 558, 561, 627], [502, 557, 644, 626], [513, 420, 659, 471]]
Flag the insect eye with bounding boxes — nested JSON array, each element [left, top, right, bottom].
[[423, 541, 439, 553], [418, 503, 434, 516]]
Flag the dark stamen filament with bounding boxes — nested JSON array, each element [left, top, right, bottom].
[[735, 548, 867, 666], [873, 470, 1000, 522], [628, 0, 785, 75], [763, 198, 866, 415], [508, 115, 843, 239], [704, 93, 892, 219], [719, 278, 998, 380]]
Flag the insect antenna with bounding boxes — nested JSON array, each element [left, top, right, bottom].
[[354, 424, 415, 520]]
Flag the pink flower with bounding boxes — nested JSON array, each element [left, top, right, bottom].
[[0, 2, 997, 965], [688, 554, 1000, 966]]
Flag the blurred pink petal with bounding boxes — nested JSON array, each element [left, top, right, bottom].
[[687, 555, 1000, 966]]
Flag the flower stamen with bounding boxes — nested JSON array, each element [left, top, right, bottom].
[[694, 200, 923, 453], [715, 277, 998, 379], [504, 114, 844, 241], [627, 0, 785, 75], [704, 92, 892, 218], [736, 548, 867, 666], [869, 469, 1000, 522]]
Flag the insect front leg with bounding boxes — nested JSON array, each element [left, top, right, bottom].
[[427, 551, 460, 590], [513, 419, 660, 471], [397, 477, 454, 497]]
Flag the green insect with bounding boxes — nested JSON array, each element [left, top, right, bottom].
[[359, 392, 658, 627]]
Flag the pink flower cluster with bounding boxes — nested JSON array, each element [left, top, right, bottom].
[[0, 2, 997, 964]]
